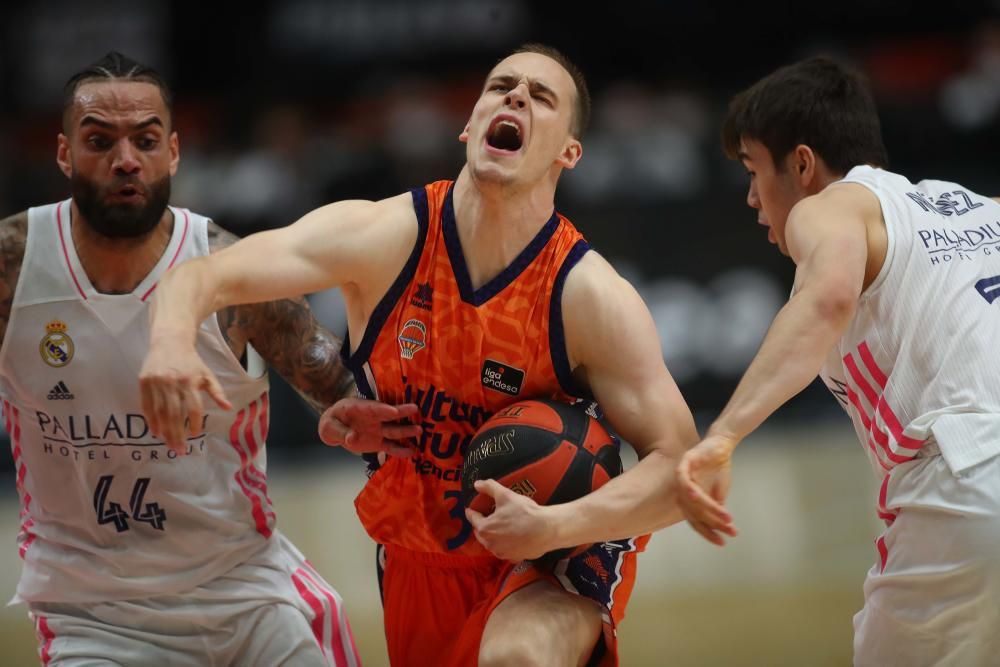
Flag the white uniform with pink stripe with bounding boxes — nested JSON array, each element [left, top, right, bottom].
[[817, 167, 1000, 666], [1, 200, 359, 666]]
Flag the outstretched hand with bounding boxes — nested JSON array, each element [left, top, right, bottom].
[[318, 398, 422, 457], [676, 433, 739, 545], [139, 341, 232, 455]]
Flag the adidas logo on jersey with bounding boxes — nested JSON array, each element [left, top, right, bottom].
[[47, 381, 74, 400]]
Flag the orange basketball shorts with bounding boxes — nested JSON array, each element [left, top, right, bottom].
[[377, 535, 647, 666]]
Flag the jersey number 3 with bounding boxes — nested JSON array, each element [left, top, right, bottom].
[[93, 475, 167, 532], [443, 490, 472, 550]]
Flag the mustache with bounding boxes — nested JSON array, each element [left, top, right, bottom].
[[108, 176, 145, 192], [70, 171, 170, 240]]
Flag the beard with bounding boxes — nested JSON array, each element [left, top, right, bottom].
[[71, 173, 171, 239]]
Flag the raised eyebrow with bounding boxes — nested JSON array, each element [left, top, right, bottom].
[[79, 115, 165, 131], [133, 117, 165, 131]]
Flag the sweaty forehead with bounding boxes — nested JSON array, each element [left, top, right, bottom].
[[71, 81, 168, 125], [487, 53, 574, 97]]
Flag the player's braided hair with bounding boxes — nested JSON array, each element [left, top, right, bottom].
[[62, 51, 173, 131]]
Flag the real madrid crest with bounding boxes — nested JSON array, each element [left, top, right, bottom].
[[40, 319, 74, 368]]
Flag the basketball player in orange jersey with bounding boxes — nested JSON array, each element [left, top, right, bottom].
[[1, 51, 419, 666], [141, 44, 701, 666]]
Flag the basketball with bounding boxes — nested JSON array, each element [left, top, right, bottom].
[[461, 398, 623, 562]]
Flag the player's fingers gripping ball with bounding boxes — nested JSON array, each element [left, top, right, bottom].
[[461, 399, 622, 563]]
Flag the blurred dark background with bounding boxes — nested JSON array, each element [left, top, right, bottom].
[[2, 0, 999, 461]]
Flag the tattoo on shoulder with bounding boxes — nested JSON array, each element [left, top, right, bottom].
[[0, 212, 28, 348]]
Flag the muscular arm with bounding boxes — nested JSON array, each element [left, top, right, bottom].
[[207, 223, 353, 412], [150, 194, 413, 350], [0, 212, 28, 351], [547, 252, 699, 544], [465, 253, 699, 558], [705, 186, 871, 443], [142, 195, 417, 450], [675, 185, 876, 543]]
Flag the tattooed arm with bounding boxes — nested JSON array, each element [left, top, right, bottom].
[[0, 212, 28, 353], [204, 221, 421, 454], [207, 221, 353, 412], [142, 215, 421, 454]]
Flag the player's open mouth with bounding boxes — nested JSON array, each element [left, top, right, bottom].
[[112, 184, 143, 201], [486, 116, 523, 152]]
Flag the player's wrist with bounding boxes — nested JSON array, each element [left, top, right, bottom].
[[546, 500, 584, 550], [149, 321, 199, 348], [704, 426, 741, 454]]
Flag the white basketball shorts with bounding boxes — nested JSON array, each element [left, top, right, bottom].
[[27, 532, 360, 666], [853, 449, 1000, 666]]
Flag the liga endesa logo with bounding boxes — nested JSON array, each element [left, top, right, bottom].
[[480, 359, 525, 396]]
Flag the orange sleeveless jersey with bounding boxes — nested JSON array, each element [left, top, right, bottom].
[[343, 181, 591, 558]]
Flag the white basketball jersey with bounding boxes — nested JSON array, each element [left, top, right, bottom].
[[818, 166, 1000, 476], [0, 200, 273, 603]]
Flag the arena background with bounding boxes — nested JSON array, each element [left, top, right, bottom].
[[0, 1, 998, 664]]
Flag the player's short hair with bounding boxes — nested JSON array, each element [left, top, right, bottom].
[[62, 51, 173, 132], [722, 56, 889, 173], [510, 43, 591, 139]]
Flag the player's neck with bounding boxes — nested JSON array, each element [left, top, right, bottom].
[[452, 169, 557, 290], [70, 202, 175, 295], [811, 160, 848, 194]]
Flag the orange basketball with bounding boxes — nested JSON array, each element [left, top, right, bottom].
[[461, 399, 622, 562]]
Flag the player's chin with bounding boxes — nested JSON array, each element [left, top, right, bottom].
[[471, 161, 517, 184]]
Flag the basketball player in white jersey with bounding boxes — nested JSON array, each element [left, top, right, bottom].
[[2, 51, 420, 666], [677, 57, 1000, 665]]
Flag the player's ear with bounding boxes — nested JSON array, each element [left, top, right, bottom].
[[556, 137, 582, 170], [56, 134, 73, 178], [169, 131, 180, 177], [458, 122, 471, 144], [792, 144, 816, 186]]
